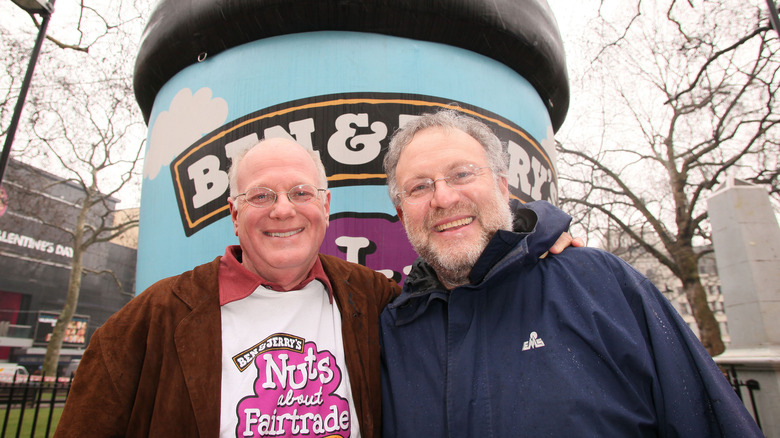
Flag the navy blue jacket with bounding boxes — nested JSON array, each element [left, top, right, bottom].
[[380, 201, 762, 437]]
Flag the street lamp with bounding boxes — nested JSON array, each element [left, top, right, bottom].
[[768, 0, 780, 39], [0, 0, 56, 186]]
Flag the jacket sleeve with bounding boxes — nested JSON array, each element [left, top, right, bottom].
[[606, 254, 763, 437], [54, 329, 130, 437], [56, 260, 221, 438]]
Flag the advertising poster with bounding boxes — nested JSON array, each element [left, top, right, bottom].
[[34, 311, 89, 348]]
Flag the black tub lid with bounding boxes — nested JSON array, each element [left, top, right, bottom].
[[134, 0, 569, 131]]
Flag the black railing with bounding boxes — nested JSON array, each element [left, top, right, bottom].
[[0, 365, 765, 436], [0, 371, 72, 438], [723, 365, 762, 431]]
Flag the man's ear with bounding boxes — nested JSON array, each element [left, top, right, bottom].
[[396, 206, 405, 226], [498, 175, 510, 201], [228, 197, 240, 236], [323, 190, 331, 227]]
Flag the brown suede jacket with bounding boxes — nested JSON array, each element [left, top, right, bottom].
[[54, 253, 400, 438]]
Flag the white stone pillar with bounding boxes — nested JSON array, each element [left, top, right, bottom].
[[709, 178, 780, 437]]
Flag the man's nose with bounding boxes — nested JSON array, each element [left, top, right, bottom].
[[269, 193, 296, 218], [429, 179, 459, 209]]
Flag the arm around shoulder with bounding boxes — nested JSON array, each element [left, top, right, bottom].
[[517, 200, 573, 257]]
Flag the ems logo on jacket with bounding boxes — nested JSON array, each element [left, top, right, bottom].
[[522, 331, 545, 350]]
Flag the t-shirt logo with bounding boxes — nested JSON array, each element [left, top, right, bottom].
[[235, 334, 351, 437]]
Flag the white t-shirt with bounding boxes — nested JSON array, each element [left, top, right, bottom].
[[220, 280, 360, 438]]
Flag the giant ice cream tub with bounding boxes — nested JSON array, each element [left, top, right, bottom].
[[133, 0, 569, 291]]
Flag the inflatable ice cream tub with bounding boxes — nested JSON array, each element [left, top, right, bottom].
[[133, 0, 569, 290]]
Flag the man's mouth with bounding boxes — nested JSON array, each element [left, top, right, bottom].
[[265, 228, 304, 238], [434, 217, 474, 232]]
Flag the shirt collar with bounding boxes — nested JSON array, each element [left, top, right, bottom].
[[218, 245, 333, 306]]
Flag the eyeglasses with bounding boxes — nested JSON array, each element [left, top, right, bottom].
[[235, 184, 326, 208], [399, 164, 491, 204]]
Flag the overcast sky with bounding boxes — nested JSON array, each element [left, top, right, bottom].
[[1, 0, 608, 208]]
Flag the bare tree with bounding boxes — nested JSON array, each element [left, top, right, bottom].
[[30, 89, 144, 376], [557, 0, 780, 356], [1, 0, 149, 375]]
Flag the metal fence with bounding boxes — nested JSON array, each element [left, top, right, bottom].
[[0, 372, 72, 438], [0, 366, 764, 436], [723, 365, 762, 431]]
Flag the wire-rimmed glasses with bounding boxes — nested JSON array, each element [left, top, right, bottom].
[[235, 184, 326, 208], [399, 164, 491, 204]]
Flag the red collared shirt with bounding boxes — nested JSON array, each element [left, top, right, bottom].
[[218, 245, 333, 306]]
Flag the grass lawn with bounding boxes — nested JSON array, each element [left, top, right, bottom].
[[0, 407, 64, 437]]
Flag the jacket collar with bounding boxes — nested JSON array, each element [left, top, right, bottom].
[[391, 200, 571, 325]]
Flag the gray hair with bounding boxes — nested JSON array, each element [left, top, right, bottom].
[[228, 139, 328, 197], [383, 109, 510, 206]]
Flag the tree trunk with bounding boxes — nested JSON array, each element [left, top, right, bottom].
[[42, 199, 89, 377], [682, 278, 725, 356], [674, 245, 725, 356]]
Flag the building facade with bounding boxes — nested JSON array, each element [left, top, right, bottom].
[[0, 159, 136, 372]]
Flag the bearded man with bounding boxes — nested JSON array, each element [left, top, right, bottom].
[[379, 109, 762, 437]]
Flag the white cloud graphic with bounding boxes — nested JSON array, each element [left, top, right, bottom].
[[144, 88, 229, 180]]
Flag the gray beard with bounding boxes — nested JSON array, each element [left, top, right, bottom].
[[403, 194, 514, 289], [416, 234, 486, 289]]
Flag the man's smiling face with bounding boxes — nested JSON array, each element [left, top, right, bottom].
[[228, 139, 330, 288], [394, 127, 513, 288]]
